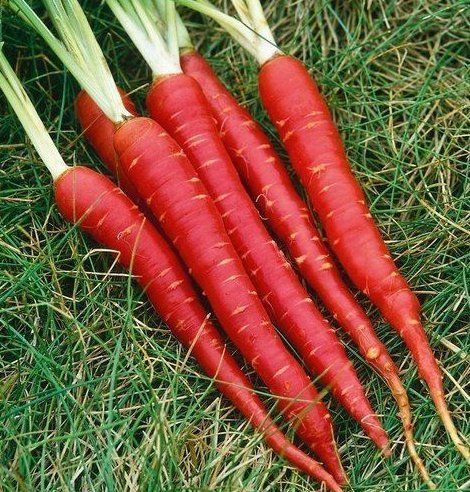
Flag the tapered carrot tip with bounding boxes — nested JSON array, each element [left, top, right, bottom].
[[311, 468, 343, 492], [293, 454, 342, 491], [434, 392, 470, 463], [405, 432, 436, 488], [377, 358, 434, 486], [283, 448, 343, 491], [313, 440, 347, 484], [363, 415, 390, 454], [381, 444, 392, 458]]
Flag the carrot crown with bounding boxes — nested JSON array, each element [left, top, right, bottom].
[[0, 46, 69, 180], [177, 0, 282, 65], [105, 0, 185, 78], [8, 0, 133, 124]]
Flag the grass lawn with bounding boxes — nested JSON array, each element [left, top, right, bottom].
[[0, 1, 468, 490]]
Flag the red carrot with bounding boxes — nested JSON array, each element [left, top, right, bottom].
[[12, 0, 346, 481], [178, 0, 469, 467], [106, 0, 390, 459], [77, 87, 351, 479], [113, 116, 345, 482], [0, 43, 341, 491], [75, 89, 158, 225], [57, 167, 341, 490], [259, 55, 469, 459]]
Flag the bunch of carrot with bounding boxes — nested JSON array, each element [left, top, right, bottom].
[[2, 0, 467, 490]]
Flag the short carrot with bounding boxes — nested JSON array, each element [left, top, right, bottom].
[[178, 0, 470, 468], [107, 0, 390, 459], [11, 0, 347, 481], [0, 44, 341, 492]]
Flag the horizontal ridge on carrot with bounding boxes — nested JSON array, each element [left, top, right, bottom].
[[106, 0, 390, 461], [10, 0, 346, 484], [0, 34, 341, 492], [178, 0, 469, 472]]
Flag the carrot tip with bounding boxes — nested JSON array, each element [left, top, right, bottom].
[[381, 445, 392, 458], [333, 468, 348, 486], [434, 392, 470, 463]]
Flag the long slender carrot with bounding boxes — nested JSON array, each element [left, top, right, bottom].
[[147, 73, 388, 451], [113, 116, 344, 481], [0, 43, 341, 492], [178, 0, 470, 468], [76, 90, 353, 478], [57, 167, 341, 489], [10, 0, 347, 481], [106, 0, 390, 459]]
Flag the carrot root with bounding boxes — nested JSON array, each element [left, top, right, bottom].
[[113, 115, 345, 481], [55, 166, 342, 489], [258, 54, 468, 465], [434, 391, 470, 463], [387, 370, 436, 488]]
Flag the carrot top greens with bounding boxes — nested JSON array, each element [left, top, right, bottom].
[[105, 0, 183, 77], [9, 0, 132, 123], [177, 0, 281, 64], [0, 47, 69, 179]]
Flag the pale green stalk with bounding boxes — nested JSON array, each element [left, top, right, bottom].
[[165, 0, 180, 61], [242, 0, 276, 45], [8, 0, 132, 123], [106, 0, 182, 77], [152, 0, 193, 50], [176, 0, 281, 64], [0, 47, 69, 180]]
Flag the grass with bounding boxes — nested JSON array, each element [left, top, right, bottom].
[[0, 0, 468, 490]]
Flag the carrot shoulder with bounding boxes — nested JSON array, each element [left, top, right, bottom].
[[75, 90, 144, 207]]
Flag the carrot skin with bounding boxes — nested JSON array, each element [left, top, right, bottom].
[[54, 166, 341, 490], [258, 55, 467, 459], [146, 74, 389, 453], [257, 55, 437, 385], [113, 116, 346, 482]]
